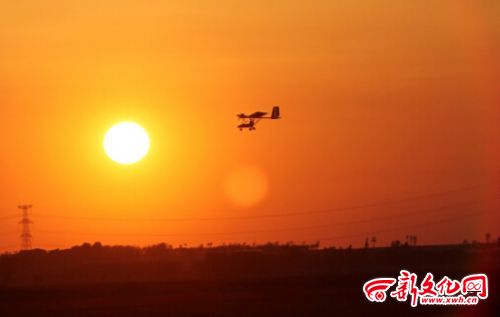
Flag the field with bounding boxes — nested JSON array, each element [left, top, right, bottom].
[[0, 243, 498, 316]]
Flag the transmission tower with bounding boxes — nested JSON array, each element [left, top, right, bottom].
[[18, 204, 33, 250]]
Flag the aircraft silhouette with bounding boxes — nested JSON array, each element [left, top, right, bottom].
[[237, 106, 280, 131]]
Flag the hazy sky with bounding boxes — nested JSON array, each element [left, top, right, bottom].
[[1, 1, 499, 251]]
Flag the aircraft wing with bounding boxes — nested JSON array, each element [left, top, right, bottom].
[[249, 111, 267, 118]]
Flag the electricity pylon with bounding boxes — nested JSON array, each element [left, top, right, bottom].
[[18, 204, 33, 250]]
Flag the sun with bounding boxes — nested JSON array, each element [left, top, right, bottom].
[[104, 122, 150, 164]]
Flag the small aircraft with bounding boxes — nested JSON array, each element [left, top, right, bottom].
[[237, 106, 280, 131]]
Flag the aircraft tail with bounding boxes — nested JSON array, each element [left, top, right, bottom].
[[271, 106, 280, 119]]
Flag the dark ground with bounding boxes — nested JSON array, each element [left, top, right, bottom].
[[0, 243, 498, 316]]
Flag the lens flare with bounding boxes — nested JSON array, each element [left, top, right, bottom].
[[225, 166, 268, 207]]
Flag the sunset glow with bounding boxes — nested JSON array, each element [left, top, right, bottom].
[[1, 2, 499, 316], [0, 1, 498, 252]]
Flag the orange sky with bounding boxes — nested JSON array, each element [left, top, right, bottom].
[[1, 0, 499, 252]]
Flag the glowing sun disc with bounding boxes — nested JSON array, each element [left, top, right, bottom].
[[104, 122, 150, 164]]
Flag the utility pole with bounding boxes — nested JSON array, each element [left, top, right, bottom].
[[18, 204, 33, 250]]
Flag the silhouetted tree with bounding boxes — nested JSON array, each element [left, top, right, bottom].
[[485, 232, 491, 244], [391, 240, 401, 248], [371, 236, 376, 248], [405, 235, 417, 246], [312, 241, 320, 249]]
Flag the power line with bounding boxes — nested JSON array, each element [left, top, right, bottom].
[[35, 199, 497, 238], [34, 183, 486, 222], [0, 231, 18, 236], [0, 191, 492, 241], [0, 196, 488, 236], [0, 245, 20, 252], [2, 209, 495, 250], [0, 214, 18, 221], [320, 209, 494, 242]]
